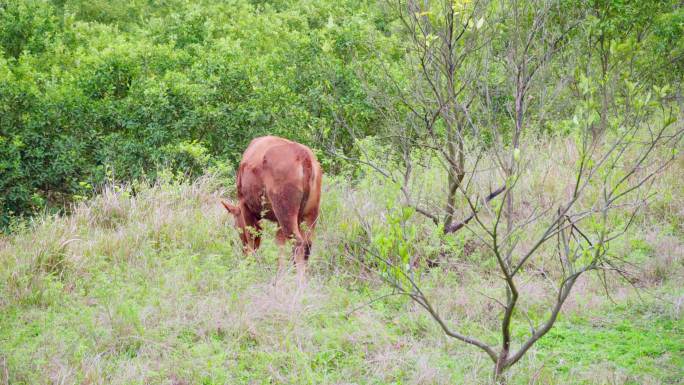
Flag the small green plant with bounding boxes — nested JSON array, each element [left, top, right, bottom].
[[371, 197, 418, 289]]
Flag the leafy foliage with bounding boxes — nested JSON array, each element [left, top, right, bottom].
[[0, 0, 396, 228]]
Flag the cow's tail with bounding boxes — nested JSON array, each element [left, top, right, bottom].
[[300, 153, 317, 260], [300, 154, 314, 211]]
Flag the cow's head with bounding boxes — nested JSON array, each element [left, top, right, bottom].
[[221, 201, 260, 253]]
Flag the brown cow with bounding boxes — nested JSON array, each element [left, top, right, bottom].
[[221, 136, 322, 279]]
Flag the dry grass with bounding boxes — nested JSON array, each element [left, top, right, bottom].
[[0, 138, 682, 384]]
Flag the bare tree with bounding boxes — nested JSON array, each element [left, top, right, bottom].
[[343, 0, 683, 382], [328, 0, 506, 231]]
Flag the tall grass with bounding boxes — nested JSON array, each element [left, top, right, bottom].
[[1, 137, 682, 384]]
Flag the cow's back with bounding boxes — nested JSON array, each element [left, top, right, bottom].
[[241, 136, 294, 166], [236, 137, 290, 212], [262, 142, 321, 221], [236, 136, 321, 218]]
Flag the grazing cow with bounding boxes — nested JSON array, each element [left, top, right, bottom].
[[222, 136, 322, 279]]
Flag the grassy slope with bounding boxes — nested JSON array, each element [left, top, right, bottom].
[[1, 151, 683, 384]]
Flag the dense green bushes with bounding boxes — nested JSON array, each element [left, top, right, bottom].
[[0, 0, 395, 228]]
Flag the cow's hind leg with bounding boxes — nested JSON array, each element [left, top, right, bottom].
[[300, 208, 319, 261], [279, 219, 308, 283], [269, 186, 308, 282], [275, 227, 289, 273]]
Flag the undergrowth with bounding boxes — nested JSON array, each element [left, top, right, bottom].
[[0, 139, 682, 384]]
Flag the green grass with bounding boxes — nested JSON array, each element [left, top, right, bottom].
[[537, 298, 684, 384], [1, 166, 682, 384], [1, 260, 681, 384]]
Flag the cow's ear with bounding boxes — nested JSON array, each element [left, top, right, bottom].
[[221, 201, 240, 216]]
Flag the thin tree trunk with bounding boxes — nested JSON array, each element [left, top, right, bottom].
[[493, 354, 508, 384], [444, 126, 465, 229]]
